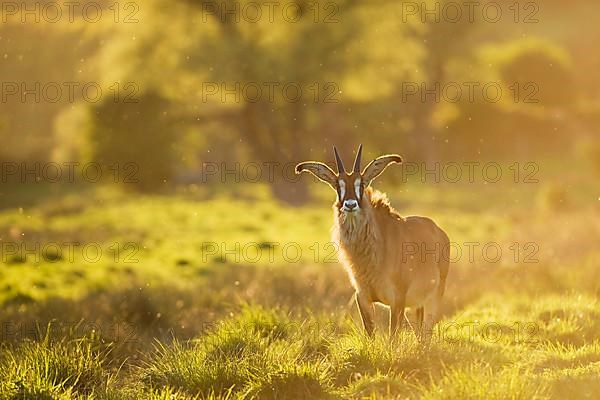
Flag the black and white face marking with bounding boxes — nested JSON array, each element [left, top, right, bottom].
[[354, 178, 362, 199], [338, 179, 346, 201], [338, 175, 364, 213]]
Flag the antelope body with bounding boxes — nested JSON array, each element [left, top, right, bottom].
[[296, 145, 449, 338]]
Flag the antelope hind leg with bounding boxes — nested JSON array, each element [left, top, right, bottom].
[[422, 295, 440, 344], [389, 297, 406, 338]]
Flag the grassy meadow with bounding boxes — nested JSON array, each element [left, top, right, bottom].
[[0, 159, 599, 399], [3, 0, 600, 398]]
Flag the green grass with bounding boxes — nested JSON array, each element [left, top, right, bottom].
[[1, 299, 599, 399], [0, 160, 599, 398], [0, 332, 111, 399]]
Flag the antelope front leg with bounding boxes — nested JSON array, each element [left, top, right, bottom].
[[355, 292, 375, 336], [389, 296, 406, 337]]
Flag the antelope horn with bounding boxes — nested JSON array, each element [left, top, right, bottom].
[[353, 144, 363, 173], [333, 146, 346, 174]]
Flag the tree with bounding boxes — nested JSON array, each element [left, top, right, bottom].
[[87, 91, 178, 191]]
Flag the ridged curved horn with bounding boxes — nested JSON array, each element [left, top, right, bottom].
[[353, 144, 363, 173], [333, 146, 346, 174]]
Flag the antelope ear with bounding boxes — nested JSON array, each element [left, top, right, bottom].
[[295, 162, 338, 189], [361, 155, 402, 186]]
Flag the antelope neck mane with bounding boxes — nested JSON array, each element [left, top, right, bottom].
[[334, 187, 402, 247], [333, 187, 402, 285]]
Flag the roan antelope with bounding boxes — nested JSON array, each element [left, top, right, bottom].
[[295, 145, 450, 339]]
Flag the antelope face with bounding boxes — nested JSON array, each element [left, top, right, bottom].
[[295, 144, 402, 212], [337, 173, 364, 213]]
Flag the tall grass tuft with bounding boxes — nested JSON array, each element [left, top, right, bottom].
[[0, 330, 112, 399]]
